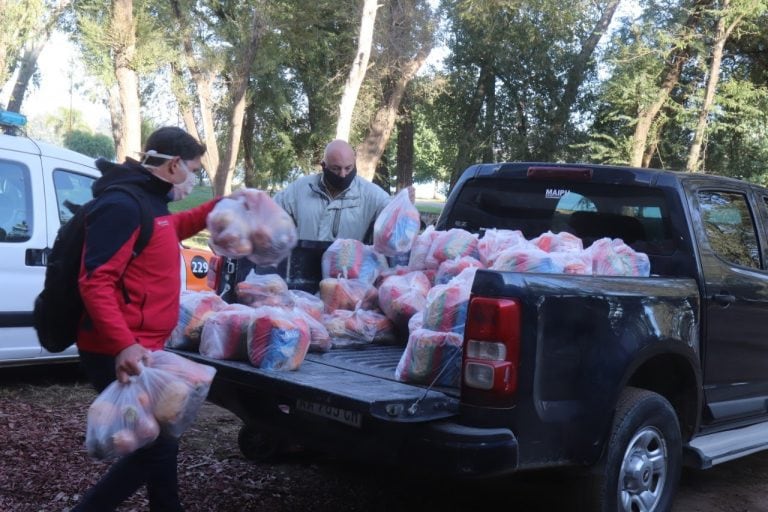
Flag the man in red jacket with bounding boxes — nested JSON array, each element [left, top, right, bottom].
[[73, 126, 218, 512]]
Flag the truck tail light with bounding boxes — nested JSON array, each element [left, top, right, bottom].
[[462, 298, 521, 401]]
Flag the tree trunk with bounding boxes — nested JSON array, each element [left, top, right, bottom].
[[395, 102, 414, 192], [686, 0, 743, 172], [538, 0, 620, 159], [629, 0, 710, 167], [242, 99, 257, 189], [107, 84, 125, 160], [335, 0, 379, 141], [170, 0, 220, 187], [5, 0, 69, 113], [213, 8, 264, 196], [169, 62, 202, 144], [482, 69, 496, 162], [356, 52, 429, 180], [451, 64, 493, 188], [112, 0, 141, 161], [6, 40, 45, 113]]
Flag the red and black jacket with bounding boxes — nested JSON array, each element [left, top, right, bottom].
[[77, 158, 218, 356]]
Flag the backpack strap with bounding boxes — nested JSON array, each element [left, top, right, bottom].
[[102, 184, 154, 257]]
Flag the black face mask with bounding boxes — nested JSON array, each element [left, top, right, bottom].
[[322, 165, 356, 192]]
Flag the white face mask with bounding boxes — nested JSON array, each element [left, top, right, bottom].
[[169, 160, 196, 201]]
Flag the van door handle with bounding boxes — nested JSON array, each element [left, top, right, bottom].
[[712, 293, 736, 306], [25, 248, 49, 266]]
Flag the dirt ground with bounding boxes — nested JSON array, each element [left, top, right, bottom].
[[1, 364, 767, 512]]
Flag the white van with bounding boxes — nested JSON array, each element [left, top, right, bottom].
[[0, 111, 212, 367]]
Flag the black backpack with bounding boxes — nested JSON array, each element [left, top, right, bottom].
[[33, 184, 154, 353]]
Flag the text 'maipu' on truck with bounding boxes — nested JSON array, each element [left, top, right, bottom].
[[179, 162, 768, 512]]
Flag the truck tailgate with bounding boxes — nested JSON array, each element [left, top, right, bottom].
[[175, 345, 460, 423]]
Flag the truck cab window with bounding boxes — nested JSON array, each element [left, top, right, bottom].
[[0, 160, 31, 242], [698, 191, 760, 269]]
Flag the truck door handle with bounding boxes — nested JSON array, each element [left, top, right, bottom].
[[712, 293, 736, 306]]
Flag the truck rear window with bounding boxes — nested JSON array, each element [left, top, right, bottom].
[[442, 179, 676, 256]]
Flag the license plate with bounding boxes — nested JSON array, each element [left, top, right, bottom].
[[295, 399, 362, 428]]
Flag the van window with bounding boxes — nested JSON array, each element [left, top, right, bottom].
[[0, 159, 32, 242], [53, 170, 96, 224]]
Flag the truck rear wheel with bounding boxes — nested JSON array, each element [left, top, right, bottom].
[[238, 424, 280, 462], [589, 387, 682, 512]]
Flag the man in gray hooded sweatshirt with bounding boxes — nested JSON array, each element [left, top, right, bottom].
[[274, 139, 390, 243]]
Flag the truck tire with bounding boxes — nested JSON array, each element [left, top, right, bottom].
[[238, 424, 280, 462], [588, 387, 682, 512]]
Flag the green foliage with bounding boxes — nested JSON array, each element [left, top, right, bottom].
[[63, 130, 116, 160], [48, 0, 768, 190], [0, 0, 44, 86]]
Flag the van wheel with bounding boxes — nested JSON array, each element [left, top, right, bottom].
[[237, 424, 280, 462], [588, 387, 682, 512]]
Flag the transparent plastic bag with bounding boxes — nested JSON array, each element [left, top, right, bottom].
[[207, 190, 298, 265], [137, 351, 216, 438], [247, 306, 311, 371], [166, 290, 227, 351], [85, 379, 159, 460], [321, 239, 387, 284], [373, 188, 421, 256], [199, 304, 257, 360]]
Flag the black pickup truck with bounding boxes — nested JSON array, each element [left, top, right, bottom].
[[176, 162, 768, 511]]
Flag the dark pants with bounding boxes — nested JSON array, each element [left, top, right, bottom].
[[73, 350, 184, 512]]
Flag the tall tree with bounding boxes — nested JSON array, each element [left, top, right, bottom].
[[70, 0, 168, 160], [0, 0, 43, 93], [4, 0, 70, 113], [167, 0, 267, 196], [111, 0, 141, 160], [213, 8, 265, 195], [686, 0, 765, 171], [629, 0, 711, 167], [537, 0, 621, 158], [335, 0, 379, 141], [356, 0, 436, 183]]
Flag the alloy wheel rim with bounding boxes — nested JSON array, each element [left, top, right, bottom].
[[618, 426, 668, 512]]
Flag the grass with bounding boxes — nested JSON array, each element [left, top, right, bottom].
[[169, 185, 216, 213], [172, 186, 215, 250]]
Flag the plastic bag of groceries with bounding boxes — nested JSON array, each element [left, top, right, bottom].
[[85, 378, 160, 460], [422, 267, 477, 335], [137, 351, 216, 439], [323, 309, 396, 347], [247, 306, 311, 371], [373, 188, 421, 257], [395, 328, 463, 387], [587, 238, 651, 277], [199, 304, 259, 361], [321, 239, 387, 284], [408, 225, 439, 270], [377, 271, 431, 328], [165, 290, 227, 351], [85, 351, 215, 458], [318, 277, 379, 313], [477, 229, 529, 267], [235, 272, 294, 308], [207, 189, 297, 265], [424, 228, 480, 269]]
